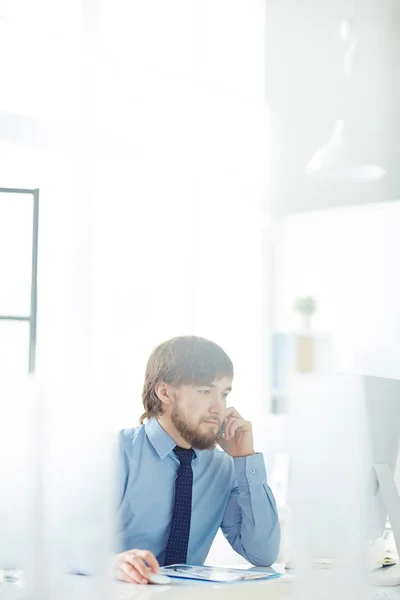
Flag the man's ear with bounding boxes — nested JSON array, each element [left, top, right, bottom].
[[154, 382, 174, 407]]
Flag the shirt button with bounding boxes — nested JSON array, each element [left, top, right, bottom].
[[250, 468, 256, 474]]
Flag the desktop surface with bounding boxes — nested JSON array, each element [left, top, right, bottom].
[[0, 566, 290, 600], [1, 564, 399, 599]]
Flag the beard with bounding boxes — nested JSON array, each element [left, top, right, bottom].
[[171, 403, 220, 450]]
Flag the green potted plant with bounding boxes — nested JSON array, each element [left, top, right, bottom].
[[294, 296, 316, 330]]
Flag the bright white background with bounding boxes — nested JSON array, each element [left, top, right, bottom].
[[0, 0, 271, 570], [273, 200, 400, 380]]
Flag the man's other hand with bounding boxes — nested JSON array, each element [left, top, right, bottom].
[[113, 549, 159, 584]]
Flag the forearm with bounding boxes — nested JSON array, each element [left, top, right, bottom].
[[222, 454, 280, 566]]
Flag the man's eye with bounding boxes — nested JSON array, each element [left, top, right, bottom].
[[199, 389, 210, 395], [222, 393, 229, 399]]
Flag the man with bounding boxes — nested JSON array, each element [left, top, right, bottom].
[[114, 336, 280, 584]]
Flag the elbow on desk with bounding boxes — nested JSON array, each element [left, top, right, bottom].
[[246, 546, 279, 568], [245, 522, 281, 567]]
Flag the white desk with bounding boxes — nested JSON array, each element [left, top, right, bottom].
[[1, 565, 399, 599], [0, 566, 290, 600], [62, 574, 291, 600]]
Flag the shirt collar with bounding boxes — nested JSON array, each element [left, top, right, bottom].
[[145, 417, 202, 462]]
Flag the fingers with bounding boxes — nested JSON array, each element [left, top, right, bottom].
[[223, 407, 241, 440], [133, 549, 160, 574], [118, 562, 148, 585], [114, 549, 159, 584], [223, 409, 251, 440], [224, 417, 241, 440], [225, 406, 240, 419], [129, 556, 152, 581]]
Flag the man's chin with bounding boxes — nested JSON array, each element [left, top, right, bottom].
[[171, 411, 219, 450], [190, 429, 219, 450], [191, 436, 218, 451]]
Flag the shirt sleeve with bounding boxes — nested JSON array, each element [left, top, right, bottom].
[[116, 430, 130, 509], [220, 453, 280, 566]]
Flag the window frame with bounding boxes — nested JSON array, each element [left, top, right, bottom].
[[0, 187, 39, 374]]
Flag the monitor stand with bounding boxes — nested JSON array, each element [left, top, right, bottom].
[[374, 463, 400, 560]]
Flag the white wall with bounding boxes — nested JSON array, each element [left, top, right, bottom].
[[0, 0, 272, 571], [88, 0, 272, 426], [0, 0, 271, 424], [274, 200, 400, 380]]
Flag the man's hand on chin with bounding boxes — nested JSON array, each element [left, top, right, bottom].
[[218, 407, 255, 458]]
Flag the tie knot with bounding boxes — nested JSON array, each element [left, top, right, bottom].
[[174, 446, 194, 465]]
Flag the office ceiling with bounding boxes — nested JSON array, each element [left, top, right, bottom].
[[265, 0, 400, 215]]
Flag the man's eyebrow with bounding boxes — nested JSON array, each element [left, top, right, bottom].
[[197, 383, 232, 392]]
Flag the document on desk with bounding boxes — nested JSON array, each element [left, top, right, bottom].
[[160, 564, 282, 583]]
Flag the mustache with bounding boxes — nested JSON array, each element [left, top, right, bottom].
[[202, 417, 221, 426]]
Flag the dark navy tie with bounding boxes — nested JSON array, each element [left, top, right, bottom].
[[164, 446, 195, 566]]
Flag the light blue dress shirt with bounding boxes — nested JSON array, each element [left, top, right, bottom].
[[117, 417, 280, 566]]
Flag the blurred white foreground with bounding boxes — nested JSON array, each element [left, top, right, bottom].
[[288, 372, 371, 600]]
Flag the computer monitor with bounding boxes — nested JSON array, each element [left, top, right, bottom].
[[288, 371, 400, 562], [365, 375, 400, 555]]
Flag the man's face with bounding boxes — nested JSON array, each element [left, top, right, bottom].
[[170, 376, 233, 450]]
